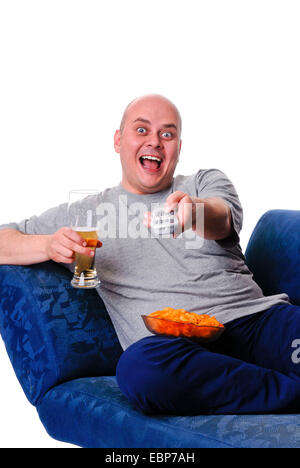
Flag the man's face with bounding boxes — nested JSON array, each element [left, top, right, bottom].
[[114, 97, 182, 194]]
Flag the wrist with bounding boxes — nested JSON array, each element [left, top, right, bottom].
[[43, 234, 53, 261]]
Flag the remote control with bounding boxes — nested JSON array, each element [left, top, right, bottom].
[[150, 206, 179, 237]]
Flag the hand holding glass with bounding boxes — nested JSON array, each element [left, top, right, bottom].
[[68, 190, 101, 289]]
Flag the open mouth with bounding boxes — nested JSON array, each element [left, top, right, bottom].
[[139, 155, 162, 172]]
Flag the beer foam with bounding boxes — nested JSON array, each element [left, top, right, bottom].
[[73, 226, 97, 232]]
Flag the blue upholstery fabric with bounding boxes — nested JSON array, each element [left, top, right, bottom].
[[0, 262, 123, 405], [2, 210, 300, 448], [245, 209, 300, 304], [37, 376, 300, 448]]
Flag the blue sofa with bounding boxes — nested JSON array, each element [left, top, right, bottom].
[[1, 209, 300, 448]]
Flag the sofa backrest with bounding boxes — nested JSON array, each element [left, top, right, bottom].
[[0, 261, 123, 405], [245, 209, 300, 305]]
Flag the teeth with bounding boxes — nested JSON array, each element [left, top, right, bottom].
[[141, 156, 161, 162]]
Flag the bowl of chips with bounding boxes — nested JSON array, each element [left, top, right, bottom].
[[142, 307, 225, 342]]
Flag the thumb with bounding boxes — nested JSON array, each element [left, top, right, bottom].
[[165, 191, 187, 212]]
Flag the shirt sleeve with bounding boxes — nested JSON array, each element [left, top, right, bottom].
[[195, 168, 243, 248], [0, 202, 69, 235]]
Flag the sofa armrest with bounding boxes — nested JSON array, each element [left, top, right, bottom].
[[245, 209, 300, 304], [0, 261, 122, 405]]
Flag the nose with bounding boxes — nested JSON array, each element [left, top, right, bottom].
[[146, 133, 163, 149]]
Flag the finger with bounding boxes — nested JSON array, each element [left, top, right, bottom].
[[165, 191, 187, 212], [54, 253, 75, 264], [76, 246, 95, 257], [173, 221, 184, 239], [59, 231, 93, 254], [55, 244, 76, 259], [62, 228, 88, 246], [62, 229, 102, 249], [143, 211, 152, 228], [60, 257, 75, 264], [62, 238, 95, 257], [63, 257, 75, 264]]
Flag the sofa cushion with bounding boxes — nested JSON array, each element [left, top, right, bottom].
[[0, 262, 123, 405], [37, 375, 300, 448], [245, 209, 300, 304]]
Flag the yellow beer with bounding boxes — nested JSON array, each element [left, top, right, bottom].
[[72, 228, 100, 288]]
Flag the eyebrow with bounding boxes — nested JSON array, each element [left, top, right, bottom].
[[133, 118, 177, 130]]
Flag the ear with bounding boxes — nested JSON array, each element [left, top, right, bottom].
[[179, 139, 182, 154], [114, 129, 121, 153], [177, 139, 182, 162]]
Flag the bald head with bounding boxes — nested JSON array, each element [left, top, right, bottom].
[[120, 94, 182, 136], [114, 93, 182, 194]]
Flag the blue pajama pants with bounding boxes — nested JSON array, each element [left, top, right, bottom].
[[116, 304, 300, 415]]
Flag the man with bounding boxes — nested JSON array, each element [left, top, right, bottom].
[[1, 94, 300, 415]]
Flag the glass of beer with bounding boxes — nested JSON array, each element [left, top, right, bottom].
[[68, 189, 101, 289]]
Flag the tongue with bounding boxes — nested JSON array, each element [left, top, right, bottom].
[[142, 159, 159, 170]]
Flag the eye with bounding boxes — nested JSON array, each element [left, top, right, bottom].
[[137, 127, 147, 134], [161, 131, 173, 138]]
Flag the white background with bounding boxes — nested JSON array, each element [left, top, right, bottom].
[[0, 0, 299, 448]]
